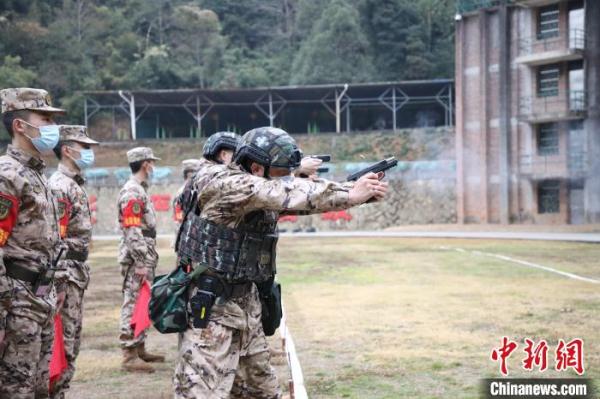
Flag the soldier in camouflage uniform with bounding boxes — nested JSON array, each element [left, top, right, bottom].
[[48, 125, 99, 398], [117, 147, 165, 373], [173, 127, 388, 398], [173, 159, 202, 233], [174, 132, 241, 233], [0, 88, 65, 399]]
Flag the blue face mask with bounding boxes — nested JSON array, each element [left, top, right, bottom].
[[147, 166, 154, 181], [70, 148, 95, 169], [21, 121, 60, 153]]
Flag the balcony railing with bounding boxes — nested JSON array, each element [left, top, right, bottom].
[[519, 152, 587, 179], [456, 0, 512, 14], [517, 29, 586, 56], [519, 90, 587, 122]]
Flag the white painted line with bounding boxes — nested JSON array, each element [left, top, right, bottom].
[[447, 247, 600, 284], [280, 305, 308, 399], [482, 252, 600, 285]]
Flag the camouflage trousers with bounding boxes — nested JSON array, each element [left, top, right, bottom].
[[49, 283, 85, 399], [119, 265, 155, 349], [0, 313, 54, 399], [173, 284, 281, 399]]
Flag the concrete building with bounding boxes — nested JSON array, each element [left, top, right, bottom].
[[455, 0, 600, 224]]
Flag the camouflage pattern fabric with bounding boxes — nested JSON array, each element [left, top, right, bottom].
[[49, 163, 92, 290], [196, 163, 353, 228], [172, 183, 186, 233], [149, 267, 191, 334], [174, 158, 213, 235], [235, 127, 301, 170], [49, 283, 84, 399], [48, 163, 93, 398], [126, 147, 160, 163], [0, 313, 54, 399], [173, 161, 355, 397], [56, 125, 98, 145], [0, 145, 61, 398], [0, 87, 65, 114], [119, 266, 156, 349], [173, 285, 279, 399], [117, 176, 158, 348]]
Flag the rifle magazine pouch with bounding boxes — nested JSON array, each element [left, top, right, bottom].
[[149, 267, 191, 334], [259, 281, 282, 336]]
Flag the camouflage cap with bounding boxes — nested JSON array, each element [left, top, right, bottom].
[[0, 88, 66, 114], [126, 147, 161, 163], [58, 125, 99, 145], [181, 159, 202, 172]]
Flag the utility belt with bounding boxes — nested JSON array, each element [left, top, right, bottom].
[[65, 250, 88, 262], [142, 229, 156, 239], [189, 271, 281, 335], [5, 259, 57, 297], [189, 273, 254, 329]]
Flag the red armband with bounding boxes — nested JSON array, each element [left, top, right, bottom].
[[122, 199, 144, 227], [0, 193, 19, 246], [173, 203, 183, 222], [57, 198, 72, 238]]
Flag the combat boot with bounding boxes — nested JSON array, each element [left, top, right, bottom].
[[121, 347, 155, 373], [137, 343, 165, 363]]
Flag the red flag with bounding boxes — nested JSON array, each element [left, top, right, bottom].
[[49, 314, 68, 390], [131, 281, 152, 338]]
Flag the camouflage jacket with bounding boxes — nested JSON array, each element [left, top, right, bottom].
[[117, 175, 157, 269], [187, 162, 353, 329], [49, 163, 93, 290], [195, 162, 353, 227], [0, 145, 62, 326]]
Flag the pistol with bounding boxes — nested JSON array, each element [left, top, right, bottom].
[[346, 157, 398, 182], [311, 154, 331, 162]]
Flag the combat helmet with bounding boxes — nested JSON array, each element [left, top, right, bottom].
[[233, 127, 302, 177], [202, 131, 241, 163]]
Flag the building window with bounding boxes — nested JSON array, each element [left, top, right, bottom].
[[538, 4, 560, 40], [538, 123, 559, 156], [537, 65, 560, 97], [538, 180, 560, 214], [569, 0, 585, 48], [568, 60, 585, 111]]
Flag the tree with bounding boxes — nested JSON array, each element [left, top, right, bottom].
[[290, 0, 374, 85], [170, 5, 225, 88], [0, 55, 37, 87], [124, 45, 181, 89], [360, 0, 418, 80]]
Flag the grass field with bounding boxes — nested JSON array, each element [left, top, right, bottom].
[[69, 237, 600, 398]]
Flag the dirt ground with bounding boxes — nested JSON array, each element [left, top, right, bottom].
[[69, 237, 600, 398]]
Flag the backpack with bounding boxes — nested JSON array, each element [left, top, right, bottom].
[[149, 267, 192, 334]]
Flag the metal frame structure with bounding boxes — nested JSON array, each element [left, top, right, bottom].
[[82, 80, 454, 139]]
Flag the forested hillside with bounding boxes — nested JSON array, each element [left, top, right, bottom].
[[0, 0, 454, 119]]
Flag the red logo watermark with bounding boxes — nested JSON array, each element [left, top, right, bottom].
[[491, 337, 584, 376]]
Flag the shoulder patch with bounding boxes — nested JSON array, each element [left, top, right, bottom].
[[0, 193, 19, 246]]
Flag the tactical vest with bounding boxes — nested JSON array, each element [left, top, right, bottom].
[[178, 211, 278, 284]]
